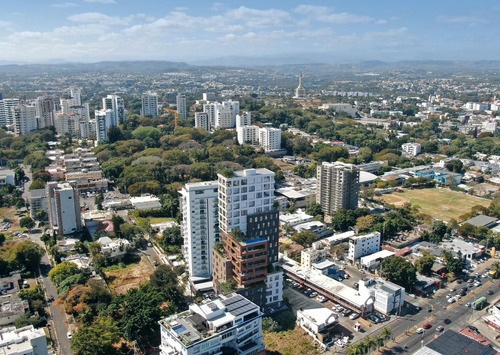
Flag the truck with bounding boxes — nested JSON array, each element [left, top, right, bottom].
[[471, 296, 487, 310]]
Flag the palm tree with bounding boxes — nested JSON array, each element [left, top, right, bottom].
[[346, 344, 362, 355], [491, 261, 500, 279], [365, 336, 377, 354], [382, 327, 393, 344], [376, 335, 385, 350]]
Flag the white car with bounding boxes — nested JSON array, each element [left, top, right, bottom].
[[448, 297, 456, 303], [416, 328, 424, 334], [67, 332, 72, 339]]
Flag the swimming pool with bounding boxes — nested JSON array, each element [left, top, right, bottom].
[[172, 324, 187, 334]]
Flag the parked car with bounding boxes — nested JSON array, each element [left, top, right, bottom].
[[448, 297, 456, 303], [317, 295, 327, 303], [423, 323, 432, 329], [446, 294, 452, 298], [309, 292, 318, 298], [416, 328, 424, 334], [449, 288, 456, 292], [467, 325, 479, 333], [487, 290, 494, 295], [436, 326, 444, 332], [67, 332, 72, 339], [349, 313, 360, 320], [465, 303, 471, 307]]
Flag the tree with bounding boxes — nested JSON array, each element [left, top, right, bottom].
[[381, 327, 392, 343], [415, 252, 435, 276], [445, 159, 464, 174], [19, 216, 35, 230], [381, 256, 417, 291], [305, 203, 323, 218], [291, 230, 320, 247], [29, 179, 46, 191], [6, 241, 44, 272], [355, 215, 376, 233], [162, 226, 182, 247], [149, 265, 178, 288], [49, 261, 80, 286], [262, 317, 279, 332], [71, 317, 121, 355], [34, 209, 47, 222]]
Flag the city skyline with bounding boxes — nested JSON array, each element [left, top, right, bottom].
[[0, 0, 499, 64]]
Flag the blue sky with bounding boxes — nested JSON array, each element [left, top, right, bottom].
[[0, 0, 499, 63]]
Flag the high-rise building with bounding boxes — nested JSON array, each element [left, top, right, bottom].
[[176, 93, 187, 119], [29, 188, 49, 221], [94, 109, 114, 142], [214, 100, 239, 129], [179, 182, 219, 285], [70, 87, 82, 106], [237, 125, 259, 146], [159, 293, 265, 355], [141, 92, 159, 117], [103, 94, 126, 125], [317, 162, 359, 215], [0, 98, 20, 126], [13, 105, 37, 136], [47, 182, 81, 235], [236, 112, 251, 128], [202, 92, 216, 102], [194, 112, 210, 132], [54, 113, 79, 136], [213, 168, 283, 309], [35, 97, 55, 128], [258, 127, 281, 152], [203, 102, 217, 126], [293, 72, 306, 99]]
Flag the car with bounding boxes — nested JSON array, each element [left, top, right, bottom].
[[303, 289, 311, 296], [349, 313, 360, 320], [291, 282, 299, 288], [416, 328, 424, 334], [449, 288, 456, 292], [467, 325, 479, 333], [317, 295, 327, 303], [309, 292, 318, 298], [67, 332, 72, 339], [342, 310, 351, 317], [446, 294, 452, 298], [467, 279, 473, 283], [286, 278, 292, 283], [436, 326, 444, 332], [456, 295, 462, 300], [423, 323, 432, 329], [428, 308, 433, 312], [487, 290, 494, 295], [474, 282, 481, 287], [448, 297, 456, 303], [443, 319, 451, 324], [465, 302, 471, 307]]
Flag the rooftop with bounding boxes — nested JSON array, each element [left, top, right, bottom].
[[462, 215, 498, 228], [360, 250, 395, 264], [413, 329, 497, 355]]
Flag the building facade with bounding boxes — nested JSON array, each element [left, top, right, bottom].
[[359, 278, 405, 314], [259, 127, 282, 152], [13, 105, 37, 136], [347, 232, 381, 261], [47, 182, 82, 235], [141, 92, 159, 117], [179, 182, 219, 282], [402, 143, 422, 157], [317, 162, 359, 215], [177, 93, 187, 119], [0, 325, 48, 355], [0, 98, 20, 126], [237, 125, 259, 146], [194, 112, 210, 132], [102, 94, 125, 124]]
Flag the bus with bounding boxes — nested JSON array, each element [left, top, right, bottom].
[[471, 296, 487, 310]]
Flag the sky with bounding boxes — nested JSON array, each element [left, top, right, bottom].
[[0, 0, 499, 64]]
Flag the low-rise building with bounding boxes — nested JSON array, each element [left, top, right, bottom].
[[159, 293, 265, 355], [279, 210, 314, 228], [293, 221, 331, 238], [276, 187, 316, 209], [97, 236, 131, 259], [358, 278, 405, 314], [402, 143, 422, 157], [0, 169, 15, 186], [360, 250, 395, 269], [130, 195, 162, 210], [296, 307, 338, 345], [0, 325, 48, 355], [347, 232, 381, 261]]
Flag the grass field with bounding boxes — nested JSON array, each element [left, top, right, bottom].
[[377, 188, 491, 221], [264, 328, 320, 355], [147, 217, 175, 224], [103, 257, 154, 294]]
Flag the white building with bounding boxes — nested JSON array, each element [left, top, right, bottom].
[[94, 108, 115, 142], [54, 113, 79, 136], [279, 210, 314, 227], [402, 143, 422, 157], [319, 103, 357, 117], [60, 97, 80, 114], [293, 221, 331, 238], [0, 169, 15, 186], [103, 94, 126, 124], [236, 112, 251, 128], [237, 125, 259, 146], [296, 308, 338, 345], [317, 162, 359, 215], [69, 87, 82, 105], [97, 236, 131, 259], [47, 182, 81, 235], [293, 73, 306, 99], [159, 293, 265, 355], [359, 278, 405, 314], [13, 105, 37, 136], [35, 97, 55, 128], [347, 232, 381, 261], [203, 92, 216, 102], [130, 195, 161, 210], [194, 112, 210, 132], [259, 127, 281, 152], [177, 94, 187, 119], [214, 100, 240, 129], [301, 243, 330, 271], [29, 188, 48, 220], [360, 250, 395, 269], [203, 102, 217, 126], [0, 325, 48, 355], [179, 182, 219, 282], [141, 92, 159, 117], [0, 98, 19, 126]]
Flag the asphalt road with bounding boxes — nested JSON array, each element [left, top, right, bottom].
[[30, 230, 74, 355]]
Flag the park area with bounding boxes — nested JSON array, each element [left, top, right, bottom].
[[103, 257, 154, 294], [377, 188, 491, 221]]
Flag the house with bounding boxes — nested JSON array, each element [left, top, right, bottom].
[[0, 169, 15, 186], [0, 325, 48, 355], [293, 221, 332, 238], [358, 278, 405, 314], [130, 195, 161, 210], [360, 250, 395, 269], [97, 236, 131, 259], [296, 307, 338, 345]]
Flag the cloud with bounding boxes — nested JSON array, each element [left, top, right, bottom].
[[0, 21, 12, 28], [436, 15, 488, 25], [294, 5, 330, 16], [68, 12, 135, 26], [318, 12, 373, 24], [225, 6, 292, 29], [84, 0, 116, 3], [51, 2, 79, 8], [175, 7, 188, 11], [211, 3, 224, 11]]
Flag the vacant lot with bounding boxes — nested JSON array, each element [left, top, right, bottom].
[[147, 217, 175, 225], [103, 257, 154, 294], [377, 188, 491, 221], [0, 207, 22, 230], [264, 327, 320, 355]]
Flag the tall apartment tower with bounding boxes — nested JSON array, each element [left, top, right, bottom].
[[47, 182, 81, 235], [35, 97, 55, 128], [258, 127, 281, 152], [176, 93, 187, 119], [0, 98, 20, 126], [236, 112, 251, 128], [94, 109, 114, 142], [179, 182, 219, 287], [214, 100, 239, 129], [213, 168, 283, 309], [13, 105, 37, 136], [203, 102, 217, 126], [237, 125, 259, 146], [194, 112, 210, 132], [317, 162, 360, 215], [141, 92, 158, 117], [102, 94, 125, 125], [69, 88, 82, 106]]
